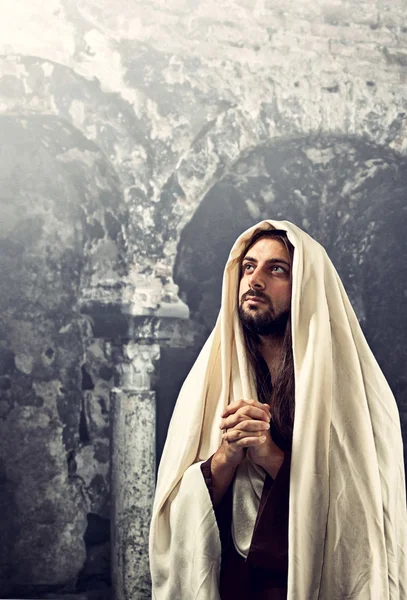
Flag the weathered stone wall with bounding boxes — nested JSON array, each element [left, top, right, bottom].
[[0, 1, 406, 599], [0, 114, 126, 598]]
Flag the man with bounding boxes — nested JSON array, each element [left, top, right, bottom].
[[150, 220, 407, 600]]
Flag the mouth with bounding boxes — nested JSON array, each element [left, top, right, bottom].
[[245, 297, 265, 304]]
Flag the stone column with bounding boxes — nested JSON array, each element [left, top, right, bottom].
[[80, 278, 190, 600], [110, 338, 159, 600]]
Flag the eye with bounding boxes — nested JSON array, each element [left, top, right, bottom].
[[243, 263, 254, 273], [271, 265, 286, 273]]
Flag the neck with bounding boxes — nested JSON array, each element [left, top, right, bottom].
[[258, 333, 285, 371]]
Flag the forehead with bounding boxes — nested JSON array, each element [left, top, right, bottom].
[[242, 237, 289, 261]]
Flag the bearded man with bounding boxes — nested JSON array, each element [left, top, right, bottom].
[[149, 220, 407, 600]]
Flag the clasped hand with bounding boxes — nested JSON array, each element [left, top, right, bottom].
[[219, 399, 284, 478]]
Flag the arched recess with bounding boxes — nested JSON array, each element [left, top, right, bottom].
[[0, 114, 126, 595], [0, 54, 151, 257], [155, 134, 407, 463], [154, 93, 407, 267]]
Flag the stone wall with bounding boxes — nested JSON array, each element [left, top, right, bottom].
[[0, 1, 406, 599], [0, 113, 126, 598]]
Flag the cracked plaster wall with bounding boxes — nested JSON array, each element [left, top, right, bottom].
[[0, 0, 407, 597]]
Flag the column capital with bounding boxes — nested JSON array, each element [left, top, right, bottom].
[[79, 270, 189, 342]]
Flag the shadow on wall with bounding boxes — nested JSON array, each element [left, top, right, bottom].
[[155, 134, 407, 465], [0, 114, 126, 598]]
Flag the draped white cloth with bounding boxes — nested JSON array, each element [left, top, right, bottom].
[[149, 220, 407, 600]]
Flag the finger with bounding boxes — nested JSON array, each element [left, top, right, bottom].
[[220, 406, 271, 429], [222, 429, 267, 446], [223, 428, 268, 441], [220, 401, 270, 423], [221, 399, 254, 418], [234, 419, 270, 432], [221, 399, 270, 419], [221, 419, 270, 435]]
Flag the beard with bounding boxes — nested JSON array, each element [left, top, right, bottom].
[[238, 290, 290, 336]]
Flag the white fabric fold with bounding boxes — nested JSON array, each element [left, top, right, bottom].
[[232, 457, 266, 558], [149, 219, 407, 600]]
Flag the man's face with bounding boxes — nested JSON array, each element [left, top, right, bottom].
[[238, 236, 292, 336]]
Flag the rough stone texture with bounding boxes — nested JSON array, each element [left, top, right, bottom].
[[76, 340, 113, 520], [0, 1, 407, 599], [1, 405, 86, 593]]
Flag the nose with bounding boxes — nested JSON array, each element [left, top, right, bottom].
[[248, 268, 265, 290]]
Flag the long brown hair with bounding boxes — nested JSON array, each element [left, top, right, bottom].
[[240, 229, 295, 449]]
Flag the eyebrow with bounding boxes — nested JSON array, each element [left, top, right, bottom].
[[242, 255, 291, 268]]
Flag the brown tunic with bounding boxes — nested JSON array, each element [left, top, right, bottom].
[[201, 451, 291, 600]]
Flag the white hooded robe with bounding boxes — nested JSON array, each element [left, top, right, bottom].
[[149, 220, 407, 600]]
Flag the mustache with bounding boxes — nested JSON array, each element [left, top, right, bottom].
[[241, 289, 271, 304]]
